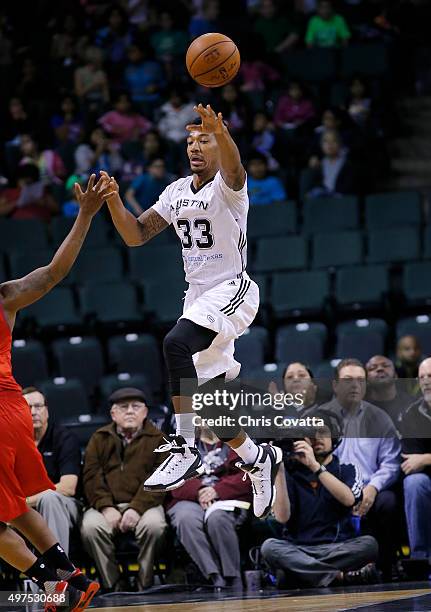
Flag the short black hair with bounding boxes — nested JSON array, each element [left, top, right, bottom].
[[247, 150, 268, 165], [334, 358, 366, 381]]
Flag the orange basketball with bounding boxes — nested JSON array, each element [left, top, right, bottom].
[[186, 33, 240, 88]]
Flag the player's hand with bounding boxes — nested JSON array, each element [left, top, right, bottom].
[[355, 484, 378, 517], [119, 508, 141, 532], [401, 453, 427, 475], [293, 440, 320, 472], [186, 104, 225, 135], [74, 174, 116, 216], [101, 506, 122, 531], [99, 170, 120, 203]]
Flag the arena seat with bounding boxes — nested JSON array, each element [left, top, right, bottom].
[[0, 254, 7, 282], [66, 415, 110, 449], [275, 322, 328, 365], [141, 278, 186, 324], [335, 265, 389, 309], [0, 218, 49, 252], [335, 318, 388, 363], [52, 336, 105, 395], [70, 246, 124, 284], [40, 378, 91, 422], [79, 282, 142, 325], [234, 326, 269, 376], [311, 230, 363, 268], [284, 48, 337, 82], [128, 243, 184, 282], [247, 203, 297, 239], [423, 225, 431, 259], [108, 333, 163, 393], [253, 236, 308, 273], [402, 261, 431, 307], [8, 249, 54, 280], [365, 191, 422, 230], [271, 270, 329, 318], [251, 273, 268, 304], [396, 315, 431, 355], [21, 287, 80, 330], [99, 373, 153, 407], [50, 215, 110, 248], [11, 339, 49, 388], [340, 43, 388, 77], [303, 196, 359, 233], [367, 228, 420, 263]]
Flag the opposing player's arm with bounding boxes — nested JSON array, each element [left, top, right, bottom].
[[100, 171, 168, 246], [187, 104, 246, 191], [0, 175, 113, 315]]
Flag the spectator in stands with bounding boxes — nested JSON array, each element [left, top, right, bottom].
[[218, 84, 249, 139], [124, 43, 165, 116], [365, 355, 413, 429], [239, 51, 279, 94], [253, 0, 300, 54], [125, 157, 171, 215], [81, 387, 167, 591], [261, 410, 378, 587], [320, 358, 401, 581], [305, 0, 351, 48], [95, 5, 132, 67], [346, 77, 372, 128], [74, 46, 110, 116], [300, 129, 357, 198], [269, 363, 318, 414], [0, 164, 58, 221], [247, 151, 287, 206], [167, 426, 252, 590], [274, 81, 316, 130], [98, 92, 152, 145], [249, 111, 279, 170], [74, 127, 123, 176], [22, 387, 81, 556], [19, 134, 66, 186], [50, 96, 84, 146], [150, 11, 188, 65], [158, 89, 196, 146], [3, 97, 32, 143], [400, 358, 431, 562], [396, 335, 422, 397], [189, 0, 221, 38]]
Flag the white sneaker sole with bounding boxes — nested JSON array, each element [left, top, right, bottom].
[[255, 445, 283, 519], [143, 464, 205, 492]]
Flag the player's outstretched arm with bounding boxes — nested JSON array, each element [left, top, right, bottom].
[[0, 174, 113, 315], [100, 171, 168, 247], [186, 103, 246, 191]]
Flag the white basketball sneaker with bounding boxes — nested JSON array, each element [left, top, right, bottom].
[[143, 435, 204, 492], [236, 444, 283, 519]]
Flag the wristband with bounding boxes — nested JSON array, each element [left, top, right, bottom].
[[314, 465, 327, 478]]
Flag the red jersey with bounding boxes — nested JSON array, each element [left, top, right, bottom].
[[0, 303, 22, 392]]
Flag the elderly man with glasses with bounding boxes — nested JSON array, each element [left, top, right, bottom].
[[81, 387, 167, 591], [22, 386, 82, 556]]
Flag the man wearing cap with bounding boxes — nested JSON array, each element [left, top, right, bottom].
[[81, 388, 167, 591]]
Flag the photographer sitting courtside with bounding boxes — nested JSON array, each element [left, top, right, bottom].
[[261, 410, 378, 587]]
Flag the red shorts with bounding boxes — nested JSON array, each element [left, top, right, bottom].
[[0, 390, 54, 522]]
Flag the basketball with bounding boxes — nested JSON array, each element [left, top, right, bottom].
[[186, 33, 240, 88]]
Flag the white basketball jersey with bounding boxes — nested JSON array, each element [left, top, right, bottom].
[[152, 171, 248, 286]]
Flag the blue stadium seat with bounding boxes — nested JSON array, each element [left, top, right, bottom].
[[100, 373, 153, 406], [234, 326, 269, 376], [365, 192, 421, 230], [12, 339, 49, 388], [303, 197, 359, 233], [252, 273, 268, 304], [402, 261, 431, 307], [275, 322, 327, 366], [335, 265, 389, 308], [271, 271, 329, 318], [284, 48, 337, 82], [66, 416, 110, 449], [0, 218, 49, 252], [335, 318, 388, 363], [8, 249, 53, 280], [0, 254, 7, 282], [50, 215, 110, 248], [40, 378, 91, 422], [52, 337, 105, 395], [253, 236, 308, 273], [71, 247, 124, 284], [20, 287, 80, 330], [108, 333, 163, 394], [248, 203, 297, 239], [423, 226, 431, 259], [129, 244, 184, 282], [79, 282, 142, 325], [367, 228, 420, 263], [141, 278, 186, 324], [396, 315, 431, 355], [311, 231, 363, 268], [340, 43, 388, 77]]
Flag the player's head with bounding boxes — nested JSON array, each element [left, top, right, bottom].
[[333, 358, 367, 408], [22, 387, 49, 436], [248, 150, 268, 180], [187, 129, 220, 177], [419, 357, 431, 405], [366, 355, 397, 388], [109, 387, 148, 432], [282, 362, 317, 407], [397, 334, 421, 365]]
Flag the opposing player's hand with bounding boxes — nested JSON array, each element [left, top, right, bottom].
[[99, 170, 120, 202], [74, 174, 116, 216], [186, 104, 225, 135], [119, 508, 141, 532]]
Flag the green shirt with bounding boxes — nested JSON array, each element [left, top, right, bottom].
[[254, 16, 299, 53], [305, 14, 350, 48]]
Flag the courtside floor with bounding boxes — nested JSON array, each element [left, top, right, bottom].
[[90, 582, 431, 611]]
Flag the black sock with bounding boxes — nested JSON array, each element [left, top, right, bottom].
[[41, 543, 75, 578], [26, 557, 58, 589]]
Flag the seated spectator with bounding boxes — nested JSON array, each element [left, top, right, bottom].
[[249, 111, 279, 170], [0, 164, 58, 221], [239, 54, 279, 94], [218, 84, 249, 138], [400, 358, 431, 561], [396, 335, 422, 397], [74, 46, 110, 115], [167, 426, 252, 590], [320, 358, 401, 580], [274, 81, 316, 130], [365, 355, 413, 428], [189, 0, 221, 38], [50, 96, 84, 145], [124, 44, 165, 115], [253, 0, 300, 54], [301, 129, 357, 198], [261, 411, 378, 587], [19, 134, 66, 186], [346, 77, 372, 128], [150, 11, 188, 64], [81, 387, 167, 591], [269, 362, 318, 415], [158, 89, 196, 145], [74, 127, 123, 176], [247, 151, 287, 205], [3, 97, 32, 143], [125, 157, 171, 215], [98, 92, 152, 145], [95, 5, 132, 66], [121, 129, 171, 181], [22, 387, 81, 555], [305, 0, 351, 48]]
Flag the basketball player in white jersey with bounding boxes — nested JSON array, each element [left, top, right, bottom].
[[101, 104, 282, 519]]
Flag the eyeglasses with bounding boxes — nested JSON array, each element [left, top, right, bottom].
[[113, 402, 146, 413], [29, 403, 46, 411]]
